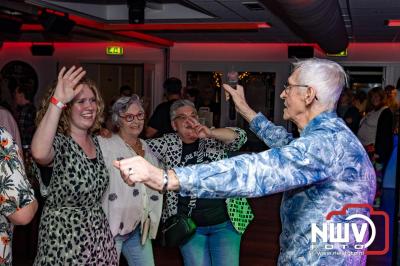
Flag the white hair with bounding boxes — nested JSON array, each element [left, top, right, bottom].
[[293, 58, 348, 111], [111, 95, 144, 127], [170, 99, 196, 120]]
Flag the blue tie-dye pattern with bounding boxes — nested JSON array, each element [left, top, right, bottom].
[[175, 111, 376, 265]]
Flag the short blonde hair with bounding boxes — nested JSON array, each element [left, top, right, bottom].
[[36, 78, 104, 135]]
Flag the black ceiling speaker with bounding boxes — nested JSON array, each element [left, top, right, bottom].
[[288, 46, 314, 59], [0, 15, 22, 34], [31, 44, 54, 56], [39, 11, 75, 35], [127, 0, 145, 24]]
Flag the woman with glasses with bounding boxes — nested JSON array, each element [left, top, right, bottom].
[[98, 95, 162, 266], [146, 99, 252, 266], [31, 66, 118, 265]]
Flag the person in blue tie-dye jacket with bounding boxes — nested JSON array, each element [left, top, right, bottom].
[[115, 58, 376, 266]]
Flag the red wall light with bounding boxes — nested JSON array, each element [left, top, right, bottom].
[[386, 20, 400, 26]]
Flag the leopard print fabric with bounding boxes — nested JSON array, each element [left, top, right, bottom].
[[33, 134, 118, 266]]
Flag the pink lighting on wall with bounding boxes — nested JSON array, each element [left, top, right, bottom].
[[101, 22, 270, 31], [386, 20, 400, 26]]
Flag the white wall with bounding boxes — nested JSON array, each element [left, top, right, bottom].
[[0, 42, 164, 106], [2, 41, 400, 126], [169, 43, 400, 125]]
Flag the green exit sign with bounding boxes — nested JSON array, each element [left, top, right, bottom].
[[106, 46, 124, 55], [326, 49, 347, 57]]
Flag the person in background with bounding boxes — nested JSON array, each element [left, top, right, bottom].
[[14, 84, 36, 149], [357, 86, 393, 207], [184, 88, 199, 106], [352, 90, 367, 117], [146, 99, 251, 266], [0, 76, 13, 112], [115, 58, 375, 266], [0, 76, 22, 150], [384, 85, 399, 133], [98, 95, 162, 266], [31, 66, 118, 265], [145, 77, 182, 138], [119, 85, 133, 97], [197, 86, 220, 127], [337, 88, 361, 134], [0, 127, 38, 265], [0, 106, 22, 150]]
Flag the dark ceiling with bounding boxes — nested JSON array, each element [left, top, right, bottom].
[[1, 0, 400, 52]]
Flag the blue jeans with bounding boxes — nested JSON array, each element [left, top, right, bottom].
[[114, 226, 155, 266], [179, 220, 241, 266]]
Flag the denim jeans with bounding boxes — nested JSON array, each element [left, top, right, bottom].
[[179, 220, 241, 266], [114, 226, 155, 266]]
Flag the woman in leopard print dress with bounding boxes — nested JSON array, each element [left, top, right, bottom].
[[31, 66, 117, 265]]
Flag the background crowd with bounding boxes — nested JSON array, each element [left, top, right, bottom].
[[0, 59, 399, 265]]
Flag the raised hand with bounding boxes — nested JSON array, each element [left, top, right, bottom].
[[187, 117, 212, 139], [222, 83, 257, 122], [222, 84, 246, 108], [53, 66, 87, 104]]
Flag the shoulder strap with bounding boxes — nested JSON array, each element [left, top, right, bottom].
[[196, 139, 205, 163], [187, 139, 205, 216]]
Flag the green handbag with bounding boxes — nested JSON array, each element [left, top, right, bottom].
[[226, 198, 254, 234]]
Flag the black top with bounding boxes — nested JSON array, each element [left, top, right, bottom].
[[15, 103, 36, 147], [342, 105, 361, 134], [147, 100, 176, 137], [375, 107, 393, 166], [177, 140, 229, 226]]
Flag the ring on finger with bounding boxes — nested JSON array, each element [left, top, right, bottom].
[[128, 167, 134, 176]]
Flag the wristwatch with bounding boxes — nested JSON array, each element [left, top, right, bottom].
[[161, 169, 169, 194]]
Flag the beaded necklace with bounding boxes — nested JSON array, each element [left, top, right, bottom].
[[124, 139, 145, 157]]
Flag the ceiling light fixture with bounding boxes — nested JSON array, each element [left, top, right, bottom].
[[39, 10, 75, 35], [242, 2, 266, 11]]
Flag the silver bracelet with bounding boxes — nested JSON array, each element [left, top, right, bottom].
[[161, 169, 169, 194]]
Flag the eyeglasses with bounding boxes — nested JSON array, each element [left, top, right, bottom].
[[119, 112, 145, 122], [283, 82, 319, 101], [283, 82, 310, 94]]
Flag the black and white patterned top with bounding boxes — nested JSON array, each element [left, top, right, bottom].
[[146, 127, 247, 222]]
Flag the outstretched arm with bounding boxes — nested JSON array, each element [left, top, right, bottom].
[[114, 133, 334, 197], [223, 84, 257, 122], [223, 84, 292, 148]]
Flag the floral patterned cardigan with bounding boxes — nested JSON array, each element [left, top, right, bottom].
[[0, 127, 35, 265]]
